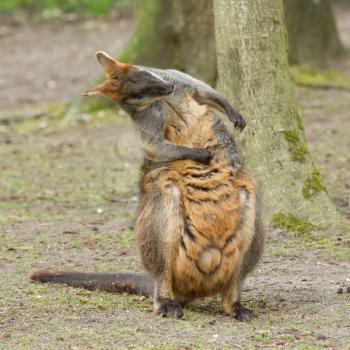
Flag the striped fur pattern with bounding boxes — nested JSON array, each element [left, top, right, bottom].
[[136, 93, 263, 320]]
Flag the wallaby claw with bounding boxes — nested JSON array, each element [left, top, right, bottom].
[[231, 302, 252, 322], [159, 300, 184, 319], [229, 112, 246, 131]]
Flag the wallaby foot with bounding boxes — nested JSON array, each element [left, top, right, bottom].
[[153, 279, 183, 319], [231, 302, 252, 322], [221, 277, 252, 322], [158, 299, 183, 319]]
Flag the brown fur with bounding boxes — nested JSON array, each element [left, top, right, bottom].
[[135, 92, 264, 319]]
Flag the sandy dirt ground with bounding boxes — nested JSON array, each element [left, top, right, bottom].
[[0, 15, 133, 110], [0, 6, 349, 350]]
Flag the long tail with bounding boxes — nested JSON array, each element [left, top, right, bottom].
[[29, 270, 153, 297]]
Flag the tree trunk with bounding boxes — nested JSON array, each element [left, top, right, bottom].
[[121, 0, 216, 85], [283, 0, 344, 67], [213, 0, 346, 234]]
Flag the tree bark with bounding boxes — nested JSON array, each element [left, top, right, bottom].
[[283, 0, 344, 67], [213, 0, 346, 233], [121, 0, 216, 85]]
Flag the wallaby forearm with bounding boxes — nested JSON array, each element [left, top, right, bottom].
[[193, 92, 246, 130], [143, 139, 211, 164], [132, 103, 212, 164], [144, 67, 245, 130], [211, 119, 243, 170]]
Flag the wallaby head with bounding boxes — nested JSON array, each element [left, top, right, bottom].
[[82, 51, 175, 106]]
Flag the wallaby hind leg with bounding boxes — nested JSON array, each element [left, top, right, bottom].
[[226, 203, 265, 322], [222, 190, 265, 322], [136, 171, 184, 318], [221, 272, 253, 322], [153, 278, 183, 319], [221, 183, 260, 322], [240, 191, 265, 279]]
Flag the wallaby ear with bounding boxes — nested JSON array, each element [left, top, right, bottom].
[[81, 82, 106, 96], [96, 51, 130, 77], [81, 80, 121, 100]]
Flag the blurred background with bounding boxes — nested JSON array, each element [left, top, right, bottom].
[[0, 0, 134, 110], [0, 0, 349, 108]]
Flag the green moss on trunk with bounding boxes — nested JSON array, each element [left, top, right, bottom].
[[302, 167, 328, 199], [282, 129, 307, 162]]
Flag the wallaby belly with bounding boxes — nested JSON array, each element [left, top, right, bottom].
[[166, 161, 255, 298]]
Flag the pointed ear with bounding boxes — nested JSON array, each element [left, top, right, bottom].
[[96, 51, 130, 77], [81, 80, 121, 101], [81, 81, 106, 96]]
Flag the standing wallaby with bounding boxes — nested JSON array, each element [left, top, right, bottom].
[[30, 53, 264, 322]]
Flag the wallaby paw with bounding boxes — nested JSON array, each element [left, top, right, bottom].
[[159, 300, 183, 319], [229, 112, 246, 131], [231, 302, 253, 322]]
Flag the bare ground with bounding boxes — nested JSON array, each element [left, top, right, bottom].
[[0, 9, 350, 350], [0, 15, 133, 110]]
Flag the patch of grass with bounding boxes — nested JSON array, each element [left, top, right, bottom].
[[0, 0, 134, 17], [80, 96, 115, 113], [290, 65, 350, 90], [264, 244, 302, 259], [0, 102, 66, 128], [282, 129, 308, 162], [0, 103, 137, 225], [302, 167, 328, 199], [270, 211, 322, 237], [269, 215, 350, 259], [114, 229, 135, 248]]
